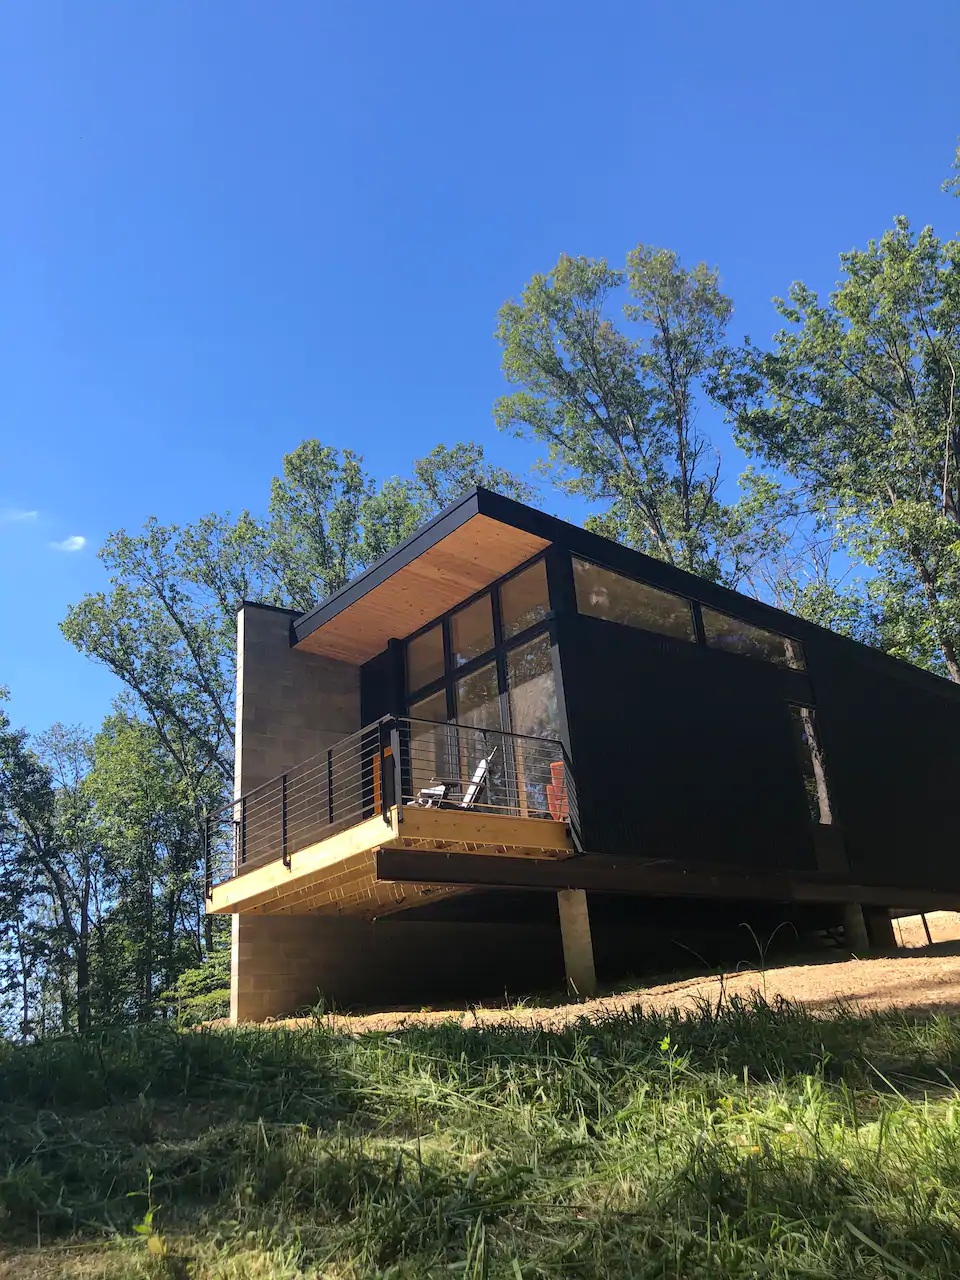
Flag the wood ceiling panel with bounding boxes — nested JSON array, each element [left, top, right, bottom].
[[295, 514, 550, 663]]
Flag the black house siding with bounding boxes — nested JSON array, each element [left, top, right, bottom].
[[805, 639, 960, 889], [555, 612, 817, 871]]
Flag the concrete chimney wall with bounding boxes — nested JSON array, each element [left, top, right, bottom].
[[234, 603, 361, 798], [230, 602, 363, 1023]]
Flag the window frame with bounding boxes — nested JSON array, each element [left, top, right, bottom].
[[402, 551, 556, 734], [787, 702, 835, 827], [700, 604, 806, 672], [403, 544, 814, 729], [567, 553, 806, 674], [571, 554, 698, 645]]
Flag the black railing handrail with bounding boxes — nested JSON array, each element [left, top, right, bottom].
[[205, 718, 387, 825], [204, 715, 577, 898], [206, 715, 567, 825]]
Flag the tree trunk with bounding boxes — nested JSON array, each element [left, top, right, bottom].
[[75, 943, 90, 1034], [914, 556, 960, 682]]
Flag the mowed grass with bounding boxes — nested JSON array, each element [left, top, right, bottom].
[[4, 998, 960, 1277]]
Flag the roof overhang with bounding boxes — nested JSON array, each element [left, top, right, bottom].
[[292, 488, 552, 663]]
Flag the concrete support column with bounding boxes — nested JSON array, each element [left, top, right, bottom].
[[229, 602, 362, 1024], [557, 889, 597, 999], [843, 903, 897, 953]]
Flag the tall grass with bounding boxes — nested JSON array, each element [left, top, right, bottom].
[[3, 996, 960, 1276]]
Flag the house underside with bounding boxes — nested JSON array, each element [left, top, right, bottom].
[[207, 488, 960, 1022]]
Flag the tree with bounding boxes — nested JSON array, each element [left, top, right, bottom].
[[85, 712, 223, 1022], [719, 216, 960, 680], [63, 440, 533, 790], [0, 702, 107, 1035], [494, 248, 793, 586], [0, 692, 228, 1037]]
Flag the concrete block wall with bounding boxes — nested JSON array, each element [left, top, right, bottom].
[[234, 603, 361, 797], [231, 602, 363, 1022], [232, 914, 565, 1020]]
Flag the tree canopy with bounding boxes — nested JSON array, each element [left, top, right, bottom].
[[62, 440, 534, 789], [494, 248, 794, 587], [719, 216, 960, 680]]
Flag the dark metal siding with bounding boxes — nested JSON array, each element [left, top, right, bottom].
[[805, 640, 960, 889], [360, 646, 399, 724], [556, 612, 818, 871]]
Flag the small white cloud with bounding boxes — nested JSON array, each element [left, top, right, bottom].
[[2, 508, 38, 522], [49, 535, 86, 553]]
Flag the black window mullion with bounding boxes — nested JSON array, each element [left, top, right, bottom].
[[441, 619, 458, 720], [691, 600, 706, 646], [404, 549, 559, 725], [491, 585, 511, 733], [545, 545, 577, 617]]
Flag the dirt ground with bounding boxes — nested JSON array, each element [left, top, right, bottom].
[[252, 910, 960, 1035]]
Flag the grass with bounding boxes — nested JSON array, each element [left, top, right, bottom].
[[4, 997, 960, 1276]]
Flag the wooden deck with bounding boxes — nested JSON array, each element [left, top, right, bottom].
[[208, 806, 574, 919]]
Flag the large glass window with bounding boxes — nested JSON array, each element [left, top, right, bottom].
[[789, 705, 833, 824], [408, 688, 450, 797], [455, 661, 502, 731], [501, 559, 550, 640], [573, 557, 695, 642], [507, 634, 559, 740], [403, 556, 558, 810], [702, 607, 805, 671], [451, 595, 494, 668], [507, 634, 561, 818], [409, 688, 447, 724], [454, 662, 503, 807], [405, 556, 554, 713], [406, 624, 444, 693]]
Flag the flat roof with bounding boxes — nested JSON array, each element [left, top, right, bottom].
[[289, 487, 960, 702], [292, 489, 550, 662]]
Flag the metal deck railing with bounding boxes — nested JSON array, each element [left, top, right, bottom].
[[204, 716, 579, 896]]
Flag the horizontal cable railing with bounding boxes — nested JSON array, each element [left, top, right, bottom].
[[205, 716, 578, 896], [398, 718, 577, 829]]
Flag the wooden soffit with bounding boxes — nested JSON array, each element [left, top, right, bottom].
[[294, 513, 550, 663]]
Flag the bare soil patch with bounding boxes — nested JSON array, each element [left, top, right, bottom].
[[244, 911, 960, 1035]]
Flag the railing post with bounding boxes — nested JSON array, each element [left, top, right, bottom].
[[562, 748, 582, 852], [390, 719, 403, 824], [379, 718, 396, 823], [240, 795, 247, 868], [327, 748, 334, 826], [281, 773, 290, 868]]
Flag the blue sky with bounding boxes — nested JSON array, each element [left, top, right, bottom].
[[2, 1, 959, 735]]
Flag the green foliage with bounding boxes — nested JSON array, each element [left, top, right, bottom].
[[943, 137, 960, 198], [5, 1000, 960, 1275], [720, 215, 960, 679], [495, 248, 793, 586], [0, 698, 106, 1035], [62, 440, 534, 789], [158, 946, 231, 1026], [0, 694, 224, 1038]]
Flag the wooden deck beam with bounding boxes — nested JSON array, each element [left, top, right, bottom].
[[209, 806, 574, 917], [374, 849, 960, 912]]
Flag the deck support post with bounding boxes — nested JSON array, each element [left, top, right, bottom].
[[843, 903, 896, 953], [557, 889, 597, 999]]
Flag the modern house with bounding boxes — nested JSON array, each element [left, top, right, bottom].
[[206, 487, 960, 1023]]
